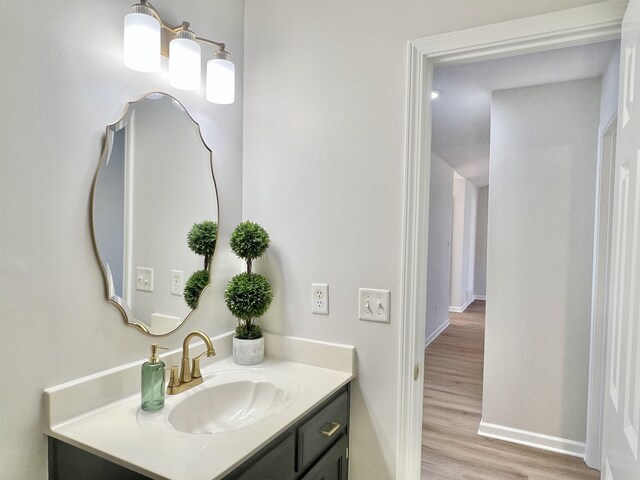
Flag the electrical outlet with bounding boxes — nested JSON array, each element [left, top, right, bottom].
[[311, 283, 329, 315], [359, 288, 390, 323], [171, 270, 183, 296], [136, 267, 154, 292]]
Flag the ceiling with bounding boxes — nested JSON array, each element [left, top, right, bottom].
[[431, 40, 619, 187]]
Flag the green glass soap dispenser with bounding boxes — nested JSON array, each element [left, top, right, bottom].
[[141, 343, 168, 412]]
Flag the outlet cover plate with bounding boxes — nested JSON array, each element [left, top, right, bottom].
[[171, 270, 183, 296], [359, 288, 390, 323], [311, 283, 329, 315]]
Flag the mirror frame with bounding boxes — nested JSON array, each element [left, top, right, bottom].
[[90, 92, 219, 336]]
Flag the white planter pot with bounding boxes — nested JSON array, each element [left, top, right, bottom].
[[233, 336, 265, 365]]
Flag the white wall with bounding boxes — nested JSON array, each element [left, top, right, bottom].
[[474, 186, 489, 298], [450, 173, 477, 310], [425, 153, 453, 344], [450, 173, 466, 309], [243, 1, 603, 477], [462, 179, 478, 306], [0, 1, 245, 478], [483, 79, 600, 443]]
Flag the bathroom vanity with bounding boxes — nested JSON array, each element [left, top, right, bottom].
[[44, 332, 355, 480], [49, 385, 349, 480]]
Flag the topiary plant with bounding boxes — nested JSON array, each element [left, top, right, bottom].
[[224, 272, 272, 339], [187, 220, 218, 270], [226, 221, 272, 340], [230, 221, 270, 273], [184, 269, 210, 310]]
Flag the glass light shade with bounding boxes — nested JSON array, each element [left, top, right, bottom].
[[169, 38, 202, 91], [123, 12, 161, 73], [206, 58, 235, 104]]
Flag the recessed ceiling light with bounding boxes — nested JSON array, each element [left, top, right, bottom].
[[431, 90, 441, 100]]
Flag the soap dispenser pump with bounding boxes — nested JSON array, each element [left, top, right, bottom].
[[141, 343, 168, 412]]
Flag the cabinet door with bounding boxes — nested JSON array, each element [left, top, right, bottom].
[[299, 434, 348, 480], [229, 434, 296, 480], [48, 438, 150, 480]]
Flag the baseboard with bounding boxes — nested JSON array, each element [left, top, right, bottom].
[[474, 295, 486, 301], [478, 420, 585, 458], [425, 319, 450, 347], [449, 297, 473, 313]]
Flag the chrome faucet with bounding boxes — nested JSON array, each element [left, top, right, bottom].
[[166, 330, 216, 395]]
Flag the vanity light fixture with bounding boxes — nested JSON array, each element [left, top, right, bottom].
[[123, 0, 235, 104], [431, 90, 441, 100]]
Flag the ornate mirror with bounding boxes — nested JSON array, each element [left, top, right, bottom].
[[91, 92, 218, 336]]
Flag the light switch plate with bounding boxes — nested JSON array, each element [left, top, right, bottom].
[[136, 267, 153, 292], [312, 283, 329, 315], [359, 288, 390, 323]]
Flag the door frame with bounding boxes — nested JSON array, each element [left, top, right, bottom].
[[586, 113, 618, 469], [396, 2, 627, 478]]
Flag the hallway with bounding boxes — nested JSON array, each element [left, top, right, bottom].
[[421, 301, 600, 479]]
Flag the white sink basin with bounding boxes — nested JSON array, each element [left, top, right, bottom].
[[138, 368, 299, 435]]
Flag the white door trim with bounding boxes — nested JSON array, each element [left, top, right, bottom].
[[585, 113, 618, 469], [397, 2, 626, 478]]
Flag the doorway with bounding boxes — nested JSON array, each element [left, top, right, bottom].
[[396, 3, 627, 479], [422, 39, 619, 475]]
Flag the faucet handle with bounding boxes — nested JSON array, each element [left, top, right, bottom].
[[191, 351, 208, 379], [166, 366, 180, 388]]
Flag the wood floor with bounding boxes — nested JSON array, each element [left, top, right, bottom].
[[421, 300, 600, 480]]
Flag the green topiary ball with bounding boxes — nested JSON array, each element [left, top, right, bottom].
[[184, 269, 210, 310], [224, 272, 273, 321], [230, 221, 270, 261], [187, 221, 218, 257]]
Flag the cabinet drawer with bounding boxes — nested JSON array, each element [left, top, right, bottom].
[[232, 433, 296, 480], [297, 390, 348, 471]]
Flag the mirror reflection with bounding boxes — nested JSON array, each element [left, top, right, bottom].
[[92, 93, 218, 336]]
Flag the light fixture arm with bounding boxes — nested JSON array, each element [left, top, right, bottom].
[[135, 1, 228, 56], [159, 22, 228, 57], [195, 36, 227, 53]]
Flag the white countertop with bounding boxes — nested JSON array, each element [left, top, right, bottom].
[[43, 333, 355, 480]]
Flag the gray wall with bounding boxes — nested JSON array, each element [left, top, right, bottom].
[[426, 153, 453, 343], [0, 1, 245, 478], [483, 79, 600, 442], [474, 186, 489, 298]]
